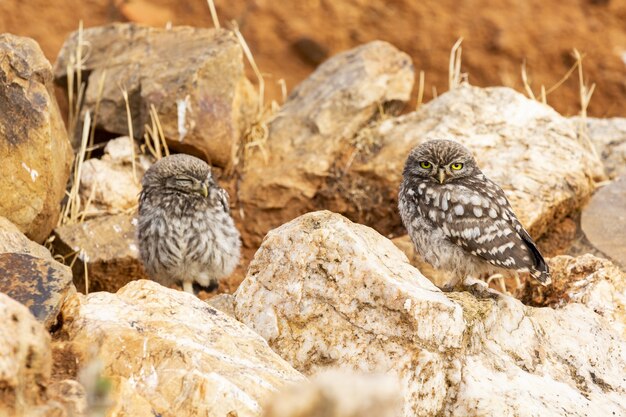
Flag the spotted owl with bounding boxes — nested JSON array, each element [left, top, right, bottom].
[[137, 154, 241, 294], [398, 139, 550, 290]]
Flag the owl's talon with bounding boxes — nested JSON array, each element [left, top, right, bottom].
[[182, 281, 194, 294], [192, 280, 219, 294], [465, 283, 500, 300]]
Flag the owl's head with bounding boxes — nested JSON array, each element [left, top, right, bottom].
[[403, 139, 479, 184], [142, 154, 214, 198]]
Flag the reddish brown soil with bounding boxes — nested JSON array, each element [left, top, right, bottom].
[[1, 0, 625, 118]]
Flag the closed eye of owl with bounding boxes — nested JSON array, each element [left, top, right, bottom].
[[398, 139, 550, 292]]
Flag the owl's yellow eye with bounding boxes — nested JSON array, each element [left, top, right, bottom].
[[450, 163, 463, 170], [419, 161, 432, 169]]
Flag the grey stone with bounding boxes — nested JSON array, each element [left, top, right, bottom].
[[582, 175, 626, 268]]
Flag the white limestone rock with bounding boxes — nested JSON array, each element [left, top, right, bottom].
[[340, 84, 605, 238], [235, 211, 626, 417]]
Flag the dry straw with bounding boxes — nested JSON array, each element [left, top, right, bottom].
[[416, 70, 425, 110], [120, 85, 138, 183], [61, 110, 91, 225], [448, 37, 465, 90], [143, 104, 170, 160]]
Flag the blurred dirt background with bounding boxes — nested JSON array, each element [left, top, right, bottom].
[[1, 0, 625, 118]]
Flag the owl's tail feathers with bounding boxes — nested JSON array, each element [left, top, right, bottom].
[[529, 267, 551, 286], [520, 233, 551, 286]]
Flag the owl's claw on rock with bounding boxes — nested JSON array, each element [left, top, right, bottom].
[[182, 281, 194, 294], [464, 283, 500, 300]]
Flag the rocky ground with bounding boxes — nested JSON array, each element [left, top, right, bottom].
[[1, 21, 626, 417]]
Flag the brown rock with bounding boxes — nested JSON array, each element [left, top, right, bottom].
[[0, 292, 64, 416], [0, 253, 74, 329], [0, 216, 54, 260], [54, 23, 256, 168], [239, 41, 414, 245], [53, 214, 147, 293], [0, 34, 73, 243], [522, 254, 626, 339], [61, 280, 304, 416], [0, 216, 74, 330], [581, 175, 626, 268]]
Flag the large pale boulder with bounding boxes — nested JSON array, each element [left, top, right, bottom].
[[334, 85, 605, 238], [60, 280, 304, 416], [53, 214, 147, 293], [573, 116, 626, 178], [239, 41, 414, 245], [0, 292, 64, 416], [0, 216, 74, 329], [0, 34, 73, 243], [55, 23, 256, 168], [235, 211, 626, 417]]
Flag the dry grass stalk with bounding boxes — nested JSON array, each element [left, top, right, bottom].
[[207, 0, 221, 29], [66, 21, 89, 140], [416, 70, 425, 110], [87, 70, 107, 159], [233, 23, 264, 114], [79, 181, 98, 223], [120, 86, 138, 183], [522, 55, 582, 105], [277, 78, 288, 103], [520, 60, 537, 101], [544, 59, 579, 96], [573, 49, 599, 160], [143, 104, 170, 160], [231, 21, 278, 169], [82, 250, 90, 295], [61, 111, 91, 225], [448, 37, 464, 90]]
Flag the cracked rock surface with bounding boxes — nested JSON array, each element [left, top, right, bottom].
[[61, 280, 304, 417], [235, 211, 626, 417]]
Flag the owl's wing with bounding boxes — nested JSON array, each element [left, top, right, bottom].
[[418, 177, 542, 272], [216, 187, 230, 213], [208, 184, 231, 213]]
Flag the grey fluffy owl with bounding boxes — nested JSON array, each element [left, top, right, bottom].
[[137, 154, 241, 294], [398, 139, 550, 291]]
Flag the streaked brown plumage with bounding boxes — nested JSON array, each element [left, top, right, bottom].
[[137, 154, 241, 293], [398, 139, 550, 290]]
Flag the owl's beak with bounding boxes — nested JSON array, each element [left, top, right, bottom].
[[437, 169, 447, 184], [194, 182, 208, 197]]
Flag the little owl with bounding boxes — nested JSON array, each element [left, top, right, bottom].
[[137, 154, 241, 294], [398, 139, 550, 291]]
